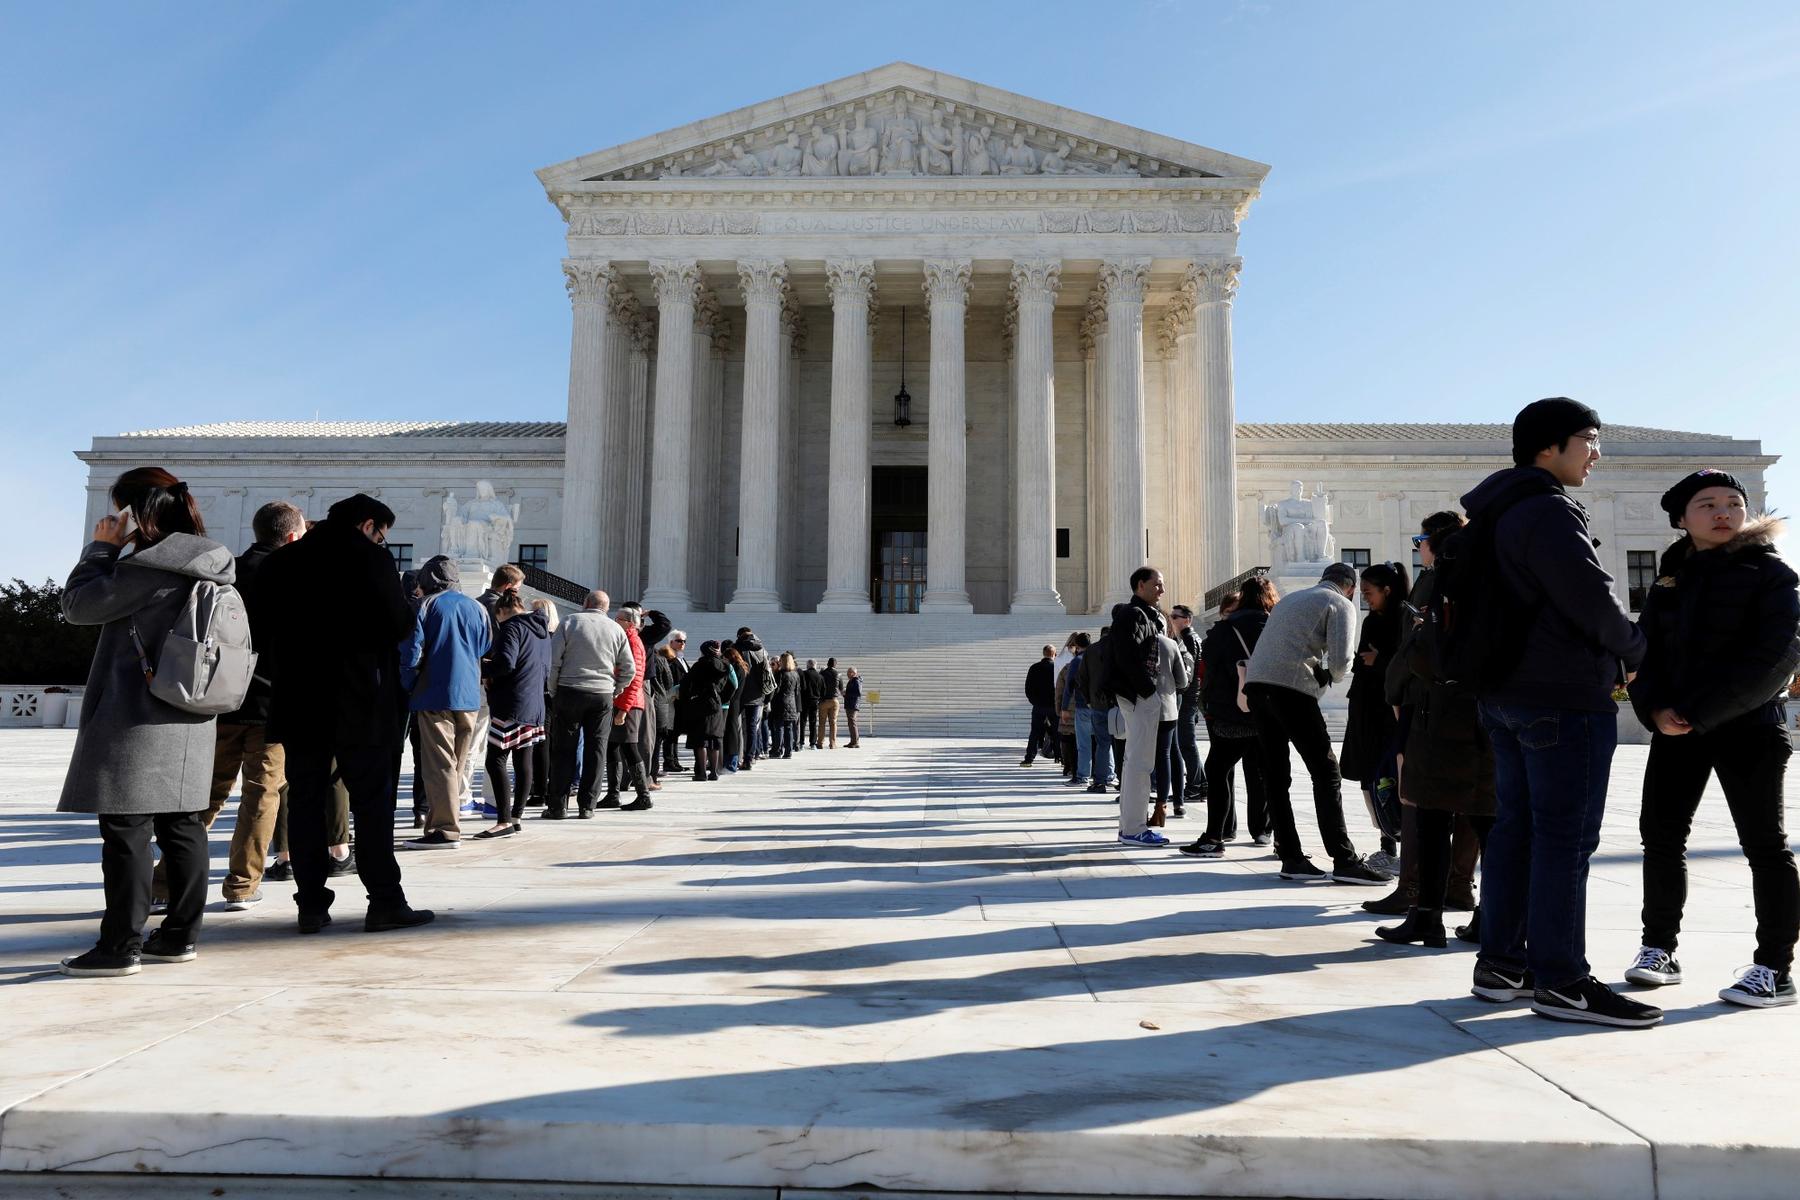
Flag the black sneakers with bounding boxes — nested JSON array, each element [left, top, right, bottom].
[[328, 850, 359, 878], [1330, 857, 1394, 886], [621, 797, 653, 811], [1278, 858, 1329, 882], [1624, 945, 1683, 987], [1179, 838, 1225, 859], [60, 948, 141, 977], [1530, 976, 1664, 1028], [365, 906, 436, 933], [297, 910, 333, 935], [140, 931, 197, 963], [1471, 959, 1536, 1002], [1719, 965, 1797, 1008]]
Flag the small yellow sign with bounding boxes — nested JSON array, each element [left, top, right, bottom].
[[867, 690, 881, 705]]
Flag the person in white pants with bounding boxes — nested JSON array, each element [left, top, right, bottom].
[[1108, 566, 1171, 846]]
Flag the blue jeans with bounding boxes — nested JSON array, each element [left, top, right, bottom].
[[1478, 702, 1617, 990], [1173, 699, 1203, 801], [1077, 707, 1111, 787], [1071, 706, 1093, 780]]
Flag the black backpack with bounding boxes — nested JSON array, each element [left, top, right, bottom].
[[1424, 476, 1554, 694]]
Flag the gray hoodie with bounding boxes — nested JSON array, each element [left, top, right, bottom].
[[59, 534, 236, 815], [1244, 581, 1357, 700], [549, 608, 635, 698]]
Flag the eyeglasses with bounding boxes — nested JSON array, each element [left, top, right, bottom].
[[1410, 534, 1429, 546]]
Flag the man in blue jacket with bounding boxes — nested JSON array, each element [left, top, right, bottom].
[[401, 556, 492, 849], [1464, 398, 1656, 1028]]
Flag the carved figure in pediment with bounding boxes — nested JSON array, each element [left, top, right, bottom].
[[699, 143, 763, 177], [881, 109, 919, 174], [1000, 130, 1039, 175], [920, 114, 955, 175], [957, 121, 993, 175], [803, 122, 840, 176], [840, 111, 879, 176], [1040, 141, 1069, 174], [771, 131, 804, 176], [1105, 150, 1139, 176]]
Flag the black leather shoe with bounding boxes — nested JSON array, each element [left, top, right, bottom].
[[1361, 885, 1416, 916], [1376, 907, 1448, 948], [297, 911, 333, 935], [540, 807, 567, 820], [365, 906, 436, 933]]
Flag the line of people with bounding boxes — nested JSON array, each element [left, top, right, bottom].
[[52, 471, 866, 975], [1023, 397, 1799, 1027]]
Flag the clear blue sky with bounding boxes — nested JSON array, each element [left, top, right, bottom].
[[4, 1, 1797, 584]]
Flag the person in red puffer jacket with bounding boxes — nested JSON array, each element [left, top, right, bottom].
[[604, 603, 654, 811]]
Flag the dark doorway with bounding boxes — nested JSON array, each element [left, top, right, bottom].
[[871, 466, 927, 614]]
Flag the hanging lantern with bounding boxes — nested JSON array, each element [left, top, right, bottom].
[[893, 305, 913, 427]]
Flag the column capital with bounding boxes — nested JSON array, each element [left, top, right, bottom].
[[649, 258, 703, 306], [1009, 258, 1062, 303], [781, 294, 807, 355], [922, 258, 973, 305], [736, 259, 789, 305], [825, 258, 876, 304], [1195, 256, 1242, 305], [563, 258, 615, 308], [630, 312, 656, 354], [1098, 258, 1151, 305]]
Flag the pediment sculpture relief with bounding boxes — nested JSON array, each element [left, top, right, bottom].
[[631, 92, 1193, 181]]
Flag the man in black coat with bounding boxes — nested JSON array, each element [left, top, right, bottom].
[[799, 659, 823, 751], [256, 493, 433, 935], [1020, 646, 1059, 766], [1463, 398, 1653, 1028], [1108, 566, 1168, 845]]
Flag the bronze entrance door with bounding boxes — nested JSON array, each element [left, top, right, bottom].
[[871, 466, 926, 614]]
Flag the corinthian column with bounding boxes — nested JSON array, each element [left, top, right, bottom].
[[1196, 257, 1242, 588], [816, 259, 876, 612], [919, 258, 973, 613], [727, 259, 788, 612], [558, 259, 615, 589], [1009, 258, 1065, 614], [642, 259, 702, 611], [1100, 258, 1151, 608]]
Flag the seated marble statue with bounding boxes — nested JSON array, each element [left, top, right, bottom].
[[770, 132, 804, 176], [700, 144, 762, 176], [881, 111, 919, 174], [802, 124, 839, 176], [920, 116, 955, 175], [840, 112, 879, 176], [960, 127, 994, 175], [1000, 131, 1039, 175], [1263, 481, 1335, 566]]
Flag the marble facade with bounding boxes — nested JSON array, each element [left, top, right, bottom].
[[70, 66, 1780, 618]]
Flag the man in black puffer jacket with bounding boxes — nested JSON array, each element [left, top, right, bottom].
[[1107, 566, 1168, 846], [1464, 398, 1653, 1029], [1626, 470, 1800, 1008]]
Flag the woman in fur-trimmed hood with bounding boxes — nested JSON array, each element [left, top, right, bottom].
[[1625, 470, 1800, 1009]]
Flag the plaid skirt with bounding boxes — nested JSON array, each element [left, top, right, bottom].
[[488, 717, 546, 752]]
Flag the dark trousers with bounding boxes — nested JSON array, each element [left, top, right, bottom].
[[801, 704, 818, 748], [1204, 732, 1270, 842], [1417, 808, 1494, 909], [1023, 704, 1058, 762], [97, 811, 207, 954], [1174, 700, 1204, 799], [1479, 702, 1615, 990], [1248, 683, 1356, 865], [1059, 732, 1077, 776], [655, 727, 682, 773], [742, 703, 766, 764], [1152, 718, 1179, 802], [484, 743, 535, 824], [1641, 722, 1798, 971], [606, 708, 650, 798], [407, 714, 426, 817], [770, 719, 797, 757], [285, 740, 406, 916], [548, 690, 611, 813]]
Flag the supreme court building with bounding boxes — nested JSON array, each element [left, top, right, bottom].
[[76, 65, 1776, 619]]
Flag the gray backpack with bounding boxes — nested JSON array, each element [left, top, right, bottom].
[[129, 580, 258, 716]]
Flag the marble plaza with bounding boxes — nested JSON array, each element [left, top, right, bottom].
[[3, 728, 1797, 1199]]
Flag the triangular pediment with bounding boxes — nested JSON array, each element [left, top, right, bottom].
[[537, 63, 1270, 188]]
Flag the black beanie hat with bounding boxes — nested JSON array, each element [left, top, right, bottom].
[[1660, 469, 1749, 528], [1512, 397, 1601, 466]]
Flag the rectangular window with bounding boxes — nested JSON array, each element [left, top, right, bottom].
[[1627, 550, 1657, 612], [1341, 548, 1371, 571], [1412, 547, 1425, 574], [517, 544, 549, 572], [387, 543, 413, 573], [1056, 528, 1071, 559]]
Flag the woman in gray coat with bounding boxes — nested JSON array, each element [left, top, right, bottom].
[[58, 467, 235, 977]]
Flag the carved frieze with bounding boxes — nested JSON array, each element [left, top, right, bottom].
[[564, 205, 1239, 238], [593, 89, 1215, 182]]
